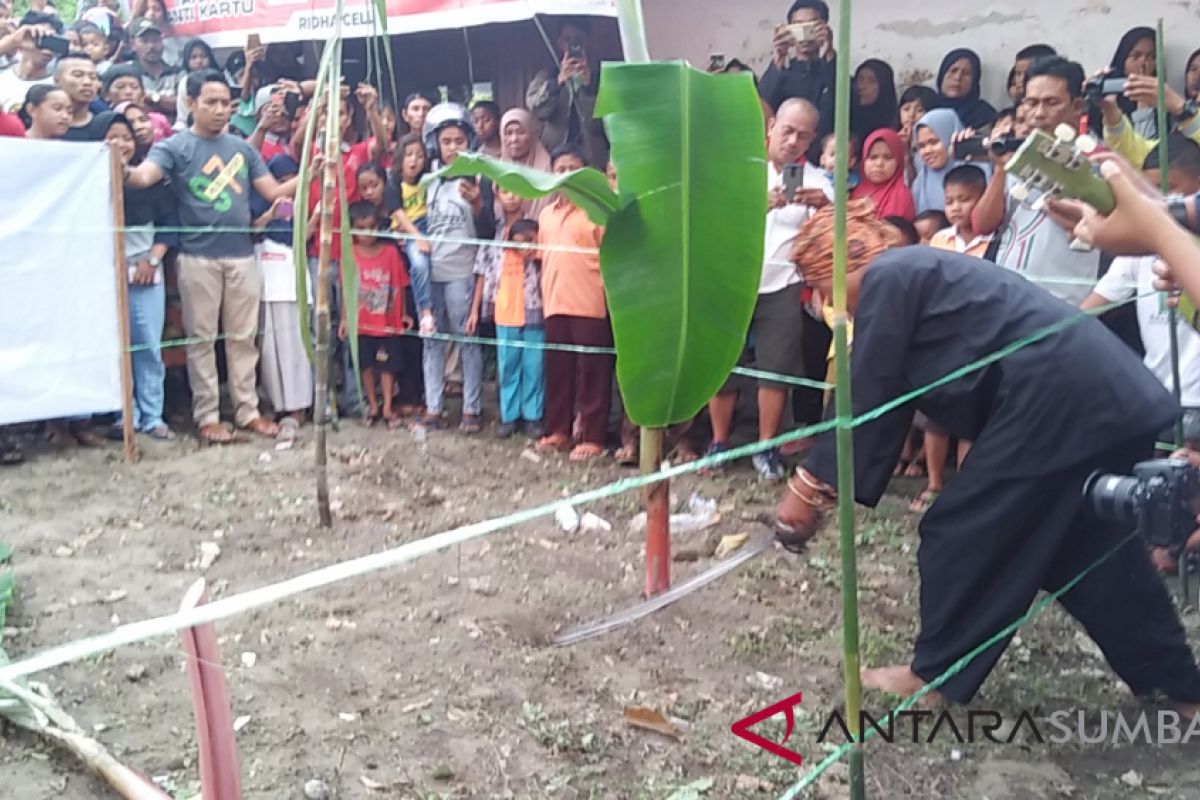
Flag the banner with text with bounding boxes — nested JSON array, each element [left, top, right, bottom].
[[0, 140, 121, 426], [165, 0, 617, 49]]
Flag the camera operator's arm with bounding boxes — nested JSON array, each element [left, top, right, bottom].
[[1098, 90, 1155, 169], [972, 159, 1008, 236]]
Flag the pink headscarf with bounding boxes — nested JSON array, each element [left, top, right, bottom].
[[851, 128, 916, 222], [499, 108, 554, 221]]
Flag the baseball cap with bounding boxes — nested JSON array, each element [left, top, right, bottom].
[[129, 17, 161, 38]]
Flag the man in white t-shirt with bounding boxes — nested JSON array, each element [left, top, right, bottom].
[[706, 97, 833, 481], [0, 13, 58, 114]]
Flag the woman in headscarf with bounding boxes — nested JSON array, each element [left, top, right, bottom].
[[852, 128, 915, 221], [174, 38, 219, 130], [1090, 26, 1158, 139], [1185, 48, 1200, 103], [851, 59, 898, 142], [936, 48, 996, 130], [911, 108, 991, 214], [499, 108, 555, 220]]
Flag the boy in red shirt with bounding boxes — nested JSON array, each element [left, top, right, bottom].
[[339, 202, 413, 428]]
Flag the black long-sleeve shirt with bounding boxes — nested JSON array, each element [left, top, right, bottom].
[[806, 247, 1177, 506], [759, 56, 837, 161]]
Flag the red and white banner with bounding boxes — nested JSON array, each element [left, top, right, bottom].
[[164, 0, 617, 48]]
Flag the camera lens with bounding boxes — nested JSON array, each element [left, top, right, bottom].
[[1085, 472, 1143, 525]]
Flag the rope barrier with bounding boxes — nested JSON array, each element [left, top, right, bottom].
[[0, 296, 1143, 689]]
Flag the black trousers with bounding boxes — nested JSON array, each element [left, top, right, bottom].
[[912, 435, 1200, 704]]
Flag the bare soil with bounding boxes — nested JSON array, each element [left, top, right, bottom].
[[2, 420, 1200, 800]]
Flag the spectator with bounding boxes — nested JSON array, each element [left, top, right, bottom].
[[470, 203, 543, 439], [913, 209, 948, 245], [112, 99, 157, 156], [125, 70, 298, 443], [102, 63, 174, 141], [911, 108, 977, 213], [525, 16, 607, 166], [340, 202, 413, 429], [936, 48, 996, 130], [760, 0, 835, 160], [131, 0, 182, 66], [55, 53, 105, 140], [400, 90, 433, 137], [250, 154, 312, 434], [973, 56, 1102, 306], [0, 13, 60, 113], [706, 98, 833, 481], [74, 21, 109, 73], [930, 165, 992, 257], [246, 87, 292, 161], [367, 99, 398, 171], [22, 83, 70, 139], [883, 215, 919, 245], [105, 109, 178, 441], [1106, 26, 1158, 139], [1007, 43, 1057, 104], [851, 128, 915, 221], [1186, 48, 1200, 103], [388, 131, 434, 334], [897, 84, 938, 179], [419, 103, 495, 432], [499, 107, 554, 220], [0, 107, 23, 135], [817, 131, 859, 189], [128, 17, 178, 118], [535, 144, 613, 460], [470, 99, 501, 158], [0, 0, 14, 70], [173, 37, 217, 129], [850, 59, 897, 142]]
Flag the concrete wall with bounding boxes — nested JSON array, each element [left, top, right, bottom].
[[643, 0, 1200, 108]]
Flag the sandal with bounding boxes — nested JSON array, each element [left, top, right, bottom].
[[199, 423, 235, 445], [670, 445, 700, 465], [459, 414, 483, 434], [145, 424, 176, 441], [907, 488, 940, 514], [415, 413, 447, 430], [614, 444, 639, 467], [536, 433, 571, 453], [241, 417, 280, 439], [569, 443, 605, 462]]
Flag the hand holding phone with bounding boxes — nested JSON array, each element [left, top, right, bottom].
[[782, 163, 805, 202]]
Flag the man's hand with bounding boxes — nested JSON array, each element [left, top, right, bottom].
[[1073, 157, 1173, 256], [401, 314, 415, 332], [771, 24, 793, 69], [259, 102, 286, 131], [1122, 74, 1186, 116], [337, 319, 347, 341], [244, 45, 265, 65], [815, 21, 834, 61], [416, 236, 432, 254], [355, 82, 378, 111], [132, 259, 157, 285], [769, 186, 787, 210], [557, 53, 591, 87], [794, 187, 830, 209], [464, 310, 479, 336], [459, 179, 482, 213], [1153, 258, 1182, 295]]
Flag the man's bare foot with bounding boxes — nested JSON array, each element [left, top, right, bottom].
[[861, 666, 944, 707]]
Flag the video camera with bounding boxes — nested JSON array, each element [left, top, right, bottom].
[[1084, 459, 1200, 552], [1084, 75, 1128, 106], [952, 135, 1024, 162]]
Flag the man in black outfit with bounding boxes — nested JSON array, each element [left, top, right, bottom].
[[775, 244, 1200, 714], [759, 0, 836, 161]]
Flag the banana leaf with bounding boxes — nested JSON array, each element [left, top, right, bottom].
[[596, 62, 767, 427], [431, 153, 622, 226]]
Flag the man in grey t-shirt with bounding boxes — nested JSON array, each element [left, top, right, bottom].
[[127, 70, 297, 443]]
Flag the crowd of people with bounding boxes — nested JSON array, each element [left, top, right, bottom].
[[3, 0, 1200, 515]]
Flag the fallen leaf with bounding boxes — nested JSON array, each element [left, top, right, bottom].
[[359, 775, 387, 791], [623, 706, 683, 741], [715, 532, 750, 559]]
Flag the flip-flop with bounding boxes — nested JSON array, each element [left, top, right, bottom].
[[536, 434, 571, 453], [569, 443, 605, 462], [145, 425, 176, 441], [907, 489, 940, 513], [198, 424, 235, 445]]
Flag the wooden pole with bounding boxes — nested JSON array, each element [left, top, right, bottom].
[[313, 87, 339, 529], [832, 0, 866, 796], [641, 427, 670, 596], [110, 147, 136, 464]]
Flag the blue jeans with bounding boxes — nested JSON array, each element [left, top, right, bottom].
[[127, 281, 166, 430], [496, 325, 544, 424], [406, 218, 432, 315], [423, 275, 482, 415], [307, 257, 364, 416]]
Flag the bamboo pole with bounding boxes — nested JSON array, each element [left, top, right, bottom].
[[831, 0, 866, 796], [110, 147, 137, 464], [313, 84, 340, 529], [641, 427, 670, 595]]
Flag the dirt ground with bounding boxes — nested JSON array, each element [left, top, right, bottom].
[[3, 414, 1200, 800]]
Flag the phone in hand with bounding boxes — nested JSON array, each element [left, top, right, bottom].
[[276, 199, 294, 219], [708, 53, 726, 72], [246, 33, 262, 52], [567, 42, 585, 61], [782, 163, 805, 201], [40, 34, 71, 57], [283, 91, 301, 118]]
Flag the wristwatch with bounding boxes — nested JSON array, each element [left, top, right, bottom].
[[147, 255, 163, 269], [149, 91, 161, 105]]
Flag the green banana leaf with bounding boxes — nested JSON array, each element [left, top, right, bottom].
[[596, 62, 767, 427], [431, 153, 622, 226]]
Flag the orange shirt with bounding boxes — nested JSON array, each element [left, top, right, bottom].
[[538, 199, 607, 319]]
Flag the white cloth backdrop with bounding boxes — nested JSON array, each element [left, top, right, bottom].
[[0, 139, 121, 425]]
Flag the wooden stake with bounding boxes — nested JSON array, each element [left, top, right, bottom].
[[109, 147, 136, 464], [640, 426, 670, 596], [313, 86, 340, 529]]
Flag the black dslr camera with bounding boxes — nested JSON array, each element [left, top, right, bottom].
[[1084, 459, 1200, 552], [952, 135, 1024, 161], [1084, 75, 1128, 106]]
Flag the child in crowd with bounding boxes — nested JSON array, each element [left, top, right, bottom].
[[913, 210, 949, 245], [536, 146, 613, 461], [469, 209, 544, 439], [174, 39, 218, 129], [929, 165, 993, 258], [75, 22, 111, 73], [251, 155, 313, 435], [389, 132, 435, 334], [818, 131, 860, 190], [339, 202, 414, 428], [851, 128, 914, 220], [884, 215, 919, 245]]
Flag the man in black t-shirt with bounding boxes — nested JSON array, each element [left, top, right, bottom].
[[56, 53, 105, 141]]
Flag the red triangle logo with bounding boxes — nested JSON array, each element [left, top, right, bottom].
[[730, 691, 804, 766]]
